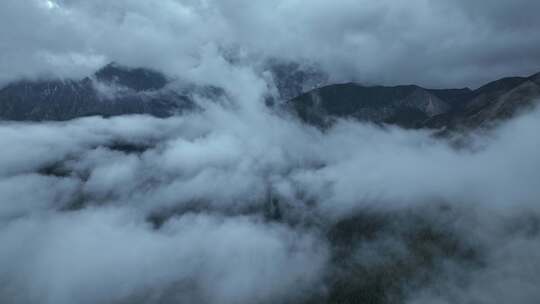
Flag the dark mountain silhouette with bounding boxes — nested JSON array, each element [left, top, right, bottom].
[[0, 64, 194, 121], [424, 73, 540, 130], [1, 63, 539, 131], [95, 63, 168, 92], [289, 71, 540, 130], [288, 83, 454, 128]]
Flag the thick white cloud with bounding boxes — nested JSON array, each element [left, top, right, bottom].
[[0, 209, 327, 304], [1, 96, 539, 303], [1, 98, 539, 217]]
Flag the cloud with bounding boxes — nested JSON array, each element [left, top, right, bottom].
[[1, 0, 540, 87], [0, 209, 327, 304], [2, 1, 540, 302], [0, 84, 539, 302]]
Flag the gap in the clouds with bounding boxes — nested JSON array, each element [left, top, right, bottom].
[[320, 204, 483, 304]]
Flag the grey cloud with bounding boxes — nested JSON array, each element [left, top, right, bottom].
[[1, 99, 539, 217], [0, 174, 80, 219], [2, 1, 540, 303], [0, 209, 327, 304], [1, 0, 540, 88], [1, 98, 540, 303]]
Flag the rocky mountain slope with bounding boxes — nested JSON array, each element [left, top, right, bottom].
[[1, 63, 539, 131], [0, 61, 321, 121], [289, 72, 540, 130], [0, 64, 195, 121], [287, 84, 456, 128], [425, 73, 540, 129]]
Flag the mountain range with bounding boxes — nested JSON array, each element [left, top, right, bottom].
[[1, 63, 539, 131], [289, 72, 540, 130], [0, 63, 196, 121]]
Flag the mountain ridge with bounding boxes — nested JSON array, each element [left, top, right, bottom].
[[289, 71, 540, 130], [1, 64, 539, 131]]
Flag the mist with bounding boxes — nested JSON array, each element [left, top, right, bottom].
[[2, 1, 540, 303], [1, 64, 540, 302], [3, 0, 540, 88]]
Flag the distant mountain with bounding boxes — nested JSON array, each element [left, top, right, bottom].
[[1, 63, 539, 131], [287, 84, 455, 128], [264, 61, 328, 101], [426, 88, 474, 109], [424, 73, 540, 130], [95, 63, 168, 92], [0, 63, 194, 121], [289, 72, 540, 130], [0, 61, 325, 122]]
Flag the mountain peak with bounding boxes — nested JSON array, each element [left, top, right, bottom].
[[94, 63, 168, 92], [529, 71, 540, 85]]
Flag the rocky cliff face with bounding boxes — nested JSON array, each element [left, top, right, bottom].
[[0, 64, 194, 121], [424, 73, 540, 130], [1, 63, 539, 131], [287, 84, 454, 128], [289, 72, 540, 130]]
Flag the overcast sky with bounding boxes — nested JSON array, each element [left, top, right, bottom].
[[2, 0, 540, 88]]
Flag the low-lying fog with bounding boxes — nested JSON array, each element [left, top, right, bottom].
[[1, 70, 539, 303]]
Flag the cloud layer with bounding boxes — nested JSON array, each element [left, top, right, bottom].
[[1, 88, 540, 302], [2, 0, 540, 87], [2, 1, 540, 303]]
